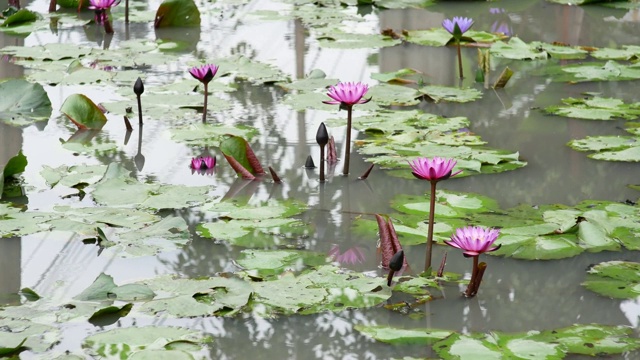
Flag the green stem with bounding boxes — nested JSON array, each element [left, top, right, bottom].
[[457, 41, 463, 79], [342, 106, 353, 175], [425, 180, 437, 272], [202, 83, 208, 123]]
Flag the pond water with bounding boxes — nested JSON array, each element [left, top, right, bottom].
[[1, 0, 640, 358]]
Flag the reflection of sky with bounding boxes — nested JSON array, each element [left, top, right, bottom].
[[621, 298, 640, 328]]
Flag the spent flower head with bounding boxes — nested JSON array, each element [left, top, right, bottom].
[[323, 82, 371, 107], [189, 64, 219, 85], [444, 226, 501, 257], [442, 16, 474, 36], [409, 157, 461, 182]]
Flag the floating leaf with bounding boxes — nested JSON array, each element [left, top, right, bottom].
[[236, 249, 328, 277], [0, 79, 51, 126], [2, 8, 37, 27], [154, 0, 201, 27], [60, 94, 108, 130], [545, 96, 640, 120], [170, 123, 258, 147], [83, 326, 211, 359], [88, 303, 133, 326], [533, 324, 640, 356], [0, 319, 59, 353], [582, 261, 640, 299], [490, 37, 548, 60], [3, 151, 27, 179], [371, 68, 422, 84], [355, 325, 452, 344], [419, 85, 483, 103], [74, 273, 155, 302], [568, 127, 640, 162], [40, 164, 107, 188], [405, 28, 505, 47]]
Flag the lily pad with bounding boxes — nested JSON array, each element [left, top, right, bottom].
[[236, 249, 328, 277], [2, 8, 38, 27], [490, 37, 548, 60], [419, 85, 483, 103], [83, 326, 212, 359], [559, 60, 640, 82], [533, 324, 640, 356], [582, 261, 640, 299], [154, 0, 201, 27], [568, 127, 640, 161], [545, 96, 640, 120], [0, 79, 51, 126], [60, 94, 108, 130], [74, 273, 156, 302], [40, 164, 107, 188], [170, 123, 258, 147], [405, 28, 505, 47], [355, 325, 452, 344], [0, 319, 59, 353]]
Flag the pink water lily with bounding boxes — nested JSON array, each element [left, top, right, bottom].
[[409, 157, 462, 182], [189, 64, 219, 85], [323, 82, 371, 106], [189, 64, 219, 123], [89, 0, 119, 10], [323, 82, 371, 175], [445, 226, 501, 257], [190, 156, 216, 170], [442, 16, 474, 35]]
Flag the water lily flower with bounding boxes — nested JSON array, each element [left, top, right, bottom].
[[409, 157, 462, 182], [89, 0, 120, 33], [323, 82, 371, 107], [190, 156, 216, 170], [409, 157, 461, 273], [445, 226, 500, 297], [442, 17, 474, 79], [442, 16, 474, 35], [445, 226, 501, 257], [323, 82, 371, 175], [189, 64, 219, 123]]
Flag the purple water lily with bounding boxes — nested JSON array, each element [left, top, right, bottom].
[[442, 16, 474, 35], [445, 226, 501, 297], [323, 82, 371, 175], [189, 64, 219, 123], [442, 17, 474, 79], [409, 157, 461, 272]]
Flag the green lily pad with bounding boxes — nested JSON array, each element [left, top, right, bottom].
[[530, 41, 589, 60], [405, 28, 505, 47], [236, 249, 328, 277], [250, 265, 391, 315], [582, 261, 640, 299], [490, 37, 549, 60], [317, 30, 401, 49], [198, 199, 310, 247], [60, 94, 108, 130], [0, 43, 92, 61], [2, 8, 38, 27], [74, 273, 156, 302], [92, 163, 210, 209], [545, 96, 640, 120], [215, 55, 289, 84], [0, 320, 59, 353], [568, 127, 640, 161], [170, 123, 258, 147], [371, 68, 422, 84], [355, 325, 452, 344], [419, 85, 483, 103], [83, 326, 212, 359], [559, 60, 640, 82], [3, 150, 27, 179], [138, 275, 253, 317], [0, 79, 51, 126], [40, 164, 107, 188], [591, 45, 640, 61], [88, 303, 134, 326], [533, 324, 640, 356], [154, 0, 201, 27]]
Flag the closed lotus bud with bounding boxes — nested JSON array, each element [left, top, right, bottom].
[[390, 250, 404, 272], [134, 77, 144, 96], [316, 122, 329, 147]]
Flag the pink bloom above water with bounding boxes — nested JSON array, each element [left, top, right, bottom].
[[329, 244, 366, 265], [189, 64, 219, 84], [89, 0, 119, 10], [442, 16, 474, 35], [444, 226, 501, 257], [323, 82, 371, 106], [191, 156, 215, 170], [409, 157, 461, 182]]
